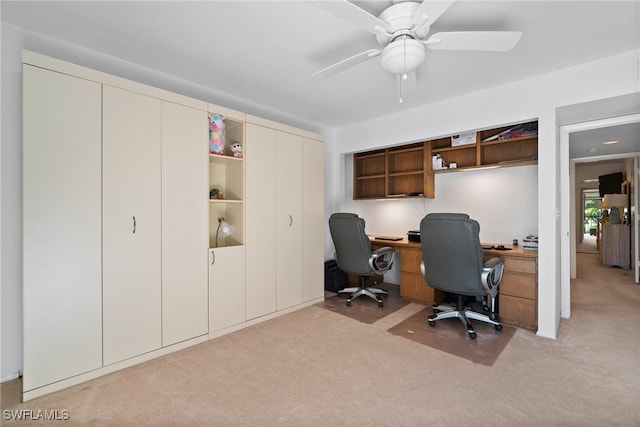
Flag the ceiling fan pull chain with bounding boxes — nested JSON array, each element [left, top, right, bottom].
[[399, 37, 406, 104]]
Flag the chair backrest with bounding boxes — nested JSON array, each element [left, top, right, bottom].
[[419, 213, 485, 296], [328, 213, 374, 276]]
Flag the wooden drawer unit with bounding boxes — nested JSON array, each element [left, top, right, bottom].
[[499, 295, 537, 329], [400, 246, 423, 274], [485, 249, 538, 330], [500, 271, 536, 300], [503, 256, 536, 275], [399, 247, 443, 305]]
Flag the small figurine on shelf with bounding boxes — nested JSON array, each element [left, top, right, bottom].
[[209, 113, 225, 155], [230, 142, 243, 158], [209, 188, 224, 200]]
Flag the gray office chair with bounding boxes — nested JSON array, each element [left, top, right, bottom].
[[419, 213, 503, 339], [328, 213, 394, 307]]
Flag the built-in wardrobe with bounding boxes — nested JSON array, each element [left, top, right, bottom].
[[22, 51, 324, 400]]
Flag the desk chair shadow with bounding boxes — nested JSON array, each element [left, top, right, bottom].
[[329, 213, 394, 307], [419, 213, 504, 339]]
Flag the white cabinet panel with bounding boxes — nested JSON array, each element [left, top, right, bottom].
[[161, 101, 209, 345], [102, 86, 162, 365], [245, 124, 277, 319], [209, 246, 246, 332], [276, 132, 303, 310], [22, 65, 103, 391], [303, 138, 325, 302]]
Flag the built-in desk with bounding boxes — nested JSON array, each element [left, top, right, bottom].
[[369, 236, 538, 331]]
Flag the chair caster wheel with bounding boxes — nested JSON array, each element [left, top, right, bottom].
[[469, 332, 477, 339], [428, 320, 436, 327], [494, 324, 503, 331], [346, 300, 351, 306], [378, 300, 383, 307]]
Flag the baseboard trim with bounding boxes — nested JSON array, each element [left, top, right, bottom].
[[22, 298, 327, 401], [23, 335, 208, 402], [209, 297, 325, 339], [1, 372, 22, 383]]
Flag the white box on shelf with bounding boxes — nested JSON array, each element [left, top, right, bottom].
[[451, 132, 476, 147]]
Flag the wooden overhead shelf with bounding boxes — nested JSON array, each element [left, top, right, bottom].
[[353, 121, 538, 200]]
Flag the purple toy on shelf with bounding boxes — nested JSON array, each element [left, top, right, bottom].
[[209, 113, 225, 155]]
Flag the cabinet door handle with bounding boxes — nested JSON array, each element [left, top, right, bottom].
[[289, 214, 293, 227], [132, 216, 136, 234], [211, 250, 215, 266]]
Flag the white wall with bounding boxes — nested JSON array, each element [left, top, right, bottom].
[[340, 160, 538, 243], [326, 48, 640, 340]]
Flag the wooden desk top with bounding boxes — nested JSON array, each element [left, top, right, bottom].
[[369, 235, 538, 258]]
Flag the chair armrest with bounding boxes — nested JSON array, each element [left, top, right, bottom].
[[481, 257, 504, 295], [369, 246, 394, 274]]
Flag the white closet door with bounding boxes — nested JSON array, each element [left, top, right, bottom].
[[103, 86, 162, 365], [161, 101, 209, 346], [302, 138, 325, 302], [276, 132, 303, 310], [22, 65, 103, 391], [209, 246, 246, 332], [245, 123, 277, 319]]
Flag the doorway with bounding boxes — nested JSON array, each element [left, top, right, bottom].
[[577, 189, 600, 254], [560, 113, 640, 319]]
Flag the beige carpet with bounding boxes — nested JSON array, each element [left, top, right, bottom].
[[1, 253, 639, 426], [319, 283, 409, 324], [388, 307, 516, 366]]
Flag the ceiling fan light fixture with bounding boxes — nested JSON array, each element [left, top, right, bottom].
[[380, 38, 425, 75]]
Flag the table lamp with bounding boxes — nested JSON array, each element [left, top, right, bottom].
[[602, 194, 627, 224], [215, 217, 233, 247]]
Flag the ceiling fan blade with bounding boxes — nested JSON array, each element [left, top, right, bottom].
[[425, 31, 523, 51], [312, 49, 382, 79], [308, 1, 391, 34], [412, 0, 456, 27]]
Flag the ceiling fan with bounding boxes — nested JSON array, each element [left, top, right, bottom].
[[310, 0, 522, 102]]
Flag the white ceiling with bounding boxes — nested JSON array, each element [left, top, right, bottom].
[[570, 122, 640, 160], [2, 0, 639, 129]]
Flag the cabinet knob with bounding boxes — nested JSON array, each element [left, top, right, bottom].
[[289, 214, 293, 227], [211, 250, 215, 265], [132, 216, 136, 234]]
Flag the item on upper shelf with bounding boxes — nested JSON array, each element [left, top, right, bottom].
[[209, 188, 224, 200], [482, 121, 538, 142], [523, 234, 539, 250], [208, 113, 225, 155], [432, 154, 447, 170], [230, 142, 243, 158], [451, 132, 476, 147]]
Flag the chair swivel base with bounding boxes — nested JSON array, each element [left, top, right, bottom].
[[428, 303, 502, 339], [338, 286, 387, 307]]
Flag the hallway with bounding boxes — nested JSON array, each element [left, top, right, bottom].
[[567, 251, 638, 338]]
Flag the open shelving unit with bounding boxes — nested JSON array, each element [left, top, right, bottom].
[[208, 109, 245, 248], [353, 142, 431, 199], [353, 120, 538, 200]]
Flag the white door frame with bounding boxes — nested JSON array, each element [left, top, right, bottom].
[[560, 113, 640, 319]]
